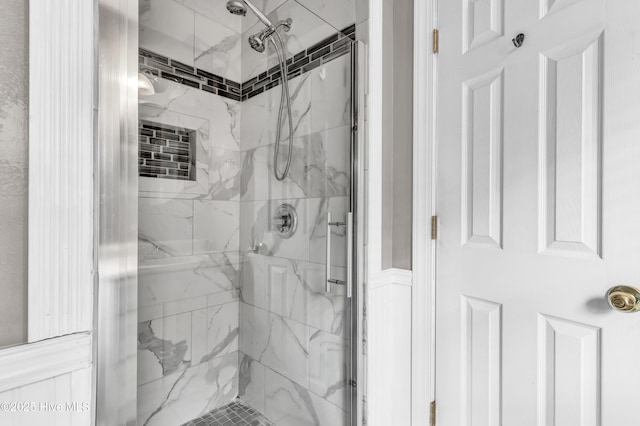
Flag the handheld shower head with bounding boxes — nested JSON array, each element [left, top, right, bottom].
[[226, 1, 247, 16], [226, 0, 275, 29]]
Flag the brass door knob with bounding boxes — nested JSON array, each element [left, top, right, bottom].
[[607, 286, 640, 313]]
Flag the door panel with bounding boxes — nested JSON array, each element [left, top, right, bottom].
[[436, 0, 640, 425]]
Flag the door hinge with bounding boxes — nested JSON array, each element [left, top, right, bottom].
[[433, 28, 439, 54], [430, 401, 437, 426], [431, 216, 438, 240]]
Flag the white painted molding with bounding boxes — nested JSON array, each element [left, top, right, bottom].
[[368, 268, 413, 426], [369, 268, 413, 289], [412, 0, 436, 425], [367, 0, 383, 275], [0, 333, 92, 394], [28, 0, 95, 341]]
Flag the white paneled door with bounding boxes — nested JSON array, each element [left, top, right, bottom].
[[435, 0, 640, 425]]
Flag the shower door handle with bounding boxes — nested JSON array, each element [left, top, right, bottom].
[[346, 212, 353, 299], [326, 212, 352, 299]]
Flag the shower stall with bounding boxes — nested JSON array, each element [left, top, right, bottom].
[[135, 1, 362, 424]]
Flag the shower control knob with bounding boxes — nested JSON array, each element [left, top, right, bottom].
[[273, 203, 297, 239]]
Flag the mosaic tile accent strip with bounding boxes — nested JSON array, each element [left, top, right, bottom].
[[242, 23, 356, 101], [181, 400, 275, 426], [138, 24, 355, 103], [139, 120, 195, 181], [139, 49, 243, 102]]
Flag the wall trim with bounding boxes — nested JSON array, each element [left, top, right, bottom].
[[28, 0, 95, 342], [412, 0, 437, 425], [369, 268, 413, 289], [368, 268, 413, 426], [367, 0, 383, 276], [0, 333, 92, 394]]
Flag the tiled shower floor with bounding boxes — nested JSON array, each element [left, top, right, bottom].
[[181, 400, 275, 426]]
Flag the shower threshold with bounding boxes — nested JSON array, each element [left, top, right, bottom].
[[181, 400, 275, 426]]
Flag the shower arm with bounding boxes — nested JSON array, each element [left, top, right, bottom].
[[241, 0, 276, 30]]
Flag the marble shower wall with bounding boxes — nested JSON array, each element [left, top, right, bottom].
[[136, 1, 355, 424], [137, 2, 244, 424], [238, 19, 353, 425], [140, 0, 243, 82]]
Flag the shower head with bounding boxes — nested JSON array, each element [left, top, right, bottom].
[[226, 1, 247, 16], [248, 31, 268, 53], [226, 0, 275, 30]]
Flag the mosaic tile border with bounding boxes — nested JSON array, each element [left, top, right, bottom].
[[139, 23, 355, 103], [139, 49, 243, 101], [139, 120, 195, 180], [181, 400, 275, 426], [242, 23, 355, 101]]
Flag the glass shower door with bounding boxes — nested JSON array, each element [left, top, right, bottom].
[[134, 0, 358, 425], [237, 3, 358, 424]]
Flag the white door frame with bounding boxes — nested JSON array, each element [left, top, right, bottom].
[[411, 0, 437, 425], [0, 0, 95, 423]]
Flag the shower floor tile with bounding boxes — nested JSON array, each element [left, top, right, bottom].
[[181, 400, 275, 426]]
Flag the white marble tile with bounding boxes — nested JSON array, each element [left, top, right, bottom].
[[140, 0, 196, 66], [194, 13, 243, 82], [208, 147, 242, 200], [288, 260, 347, 337], [239, 352, 266, 413], [240, 71, 312, 152], [241, 254, 346, 335], [192, 302, 240, 364], [139, 198, 194, 258], [310, 54, 351, 134], [138, 291, 238, 322], [140, 79, 241, 153], [264, 256, 299, 319], [193, 200, 240, 253], [139, 304, 165, 323], [240, 252, 267, 309], [208, 290, 240, 307], [240, 303, 310, 387], [164, 297, 208, 319], [291, 126, 351, 198], [241, 0, 288, 34], [138, 313, 193, 386], [241, 0, 337, 82], [137, 351, 239, 426], [139, 253, 240, 308], [308, 329, 348, 410], [241, 144, 309, 201], [241, 122, 350, 201], [177, 0, 244, 33], [295, 0, 357, 32], [264, 367, 347, 426]]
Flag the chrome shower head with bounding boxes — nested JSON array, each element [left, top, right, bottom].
[[248, 31, 268, 53], [226, 1, 247, 16], [226, 0, 276, 30]]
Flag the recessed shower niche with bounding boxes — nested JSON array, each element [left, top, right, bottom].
[[139, 119, 197, 181]]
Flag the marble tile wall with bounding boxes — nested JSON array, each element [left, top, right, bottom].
[[238, 39, 353, 426], [137, 4, 243, 420], [137, 1, 355, 425], [140, 0, 243, 82]]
